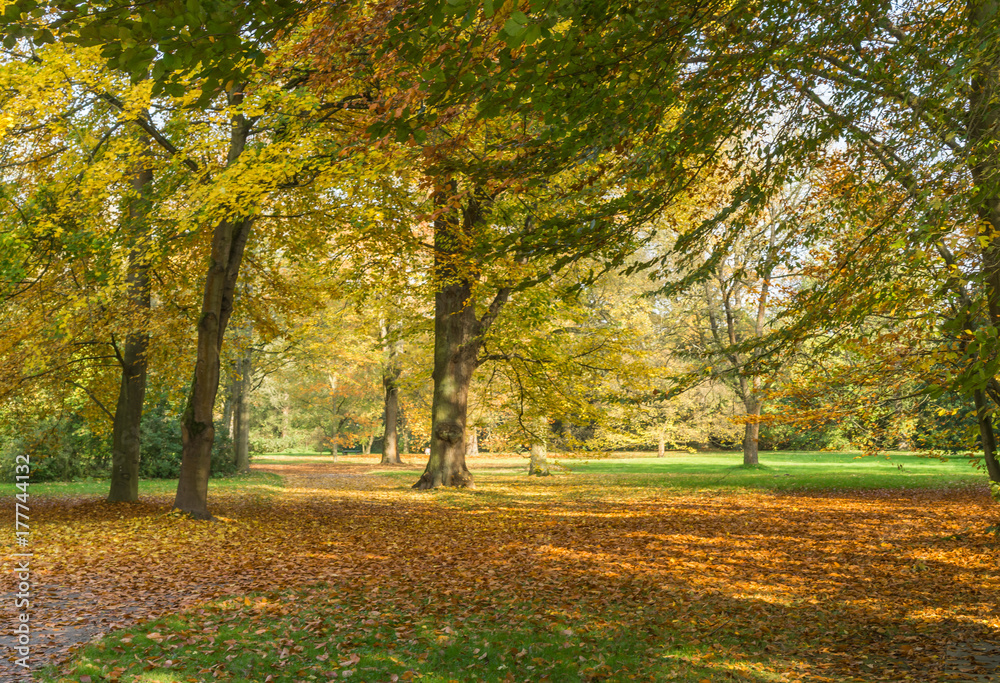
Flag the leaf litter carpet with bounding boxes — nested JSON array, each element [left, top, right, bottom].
[[1, 458, 998, 682]]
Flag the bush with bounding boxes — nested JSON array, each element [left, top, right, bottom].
[[140, 400, 238, 478], [249, 433, 307, 455], [0, 401, 238, 483], [0, 415, 109, 482]]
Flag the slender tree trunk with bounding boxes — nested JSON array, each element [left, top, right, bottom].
[[108, 159, 153, 503], [221, 386, 235, 439], [657, 432, 665, 458], [380, 323, 403, 465], [380, 375, 400, 463], [743, 398, 761, 467], [232, 344, 252, 473], [281, 403, 290, 440], [173, 106, 252, 518], [466, 427, 478, 458], [414, 184, 509, 489]]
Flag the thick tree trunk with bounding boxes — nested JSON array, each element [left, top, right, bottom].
[[413, 185, 509, 489], [973, 389, 1000, 482], [743, 399, 761, 466], [413, 273, 479, 488], [108, 158, 153, 503], [657, 432, 665, 458], [968, 1, 1000, 484], [232, 344, 252, 473], [173, 108, 252, 519]]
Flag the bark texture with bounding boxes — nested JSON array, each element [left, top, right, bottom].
[[413, 270, 479, 488], [413, 185, 509, 489], [108, 158, 153, 503], [742, 399, 761, 467], [173, 107, 252, 518], [380, 323, 403, 465]]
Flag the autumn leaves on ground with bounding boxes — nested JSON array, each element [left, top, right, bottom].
[[5, 453, 1000, 683]]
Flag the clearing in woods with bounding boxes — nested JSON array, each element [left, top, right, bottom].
[[3, 452, 997, 682]]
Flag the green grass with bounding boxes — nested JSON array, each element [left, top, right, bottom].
[[11, 470, 283, 499], [555, 452, 985, 491], [556, 450, 987, 491], [346, 449, 987, 494], [40, 587, 760, 683], [28, 449, 996, 683]]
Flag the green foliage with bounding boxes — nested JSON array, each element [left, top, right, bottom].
[[248, 433, 308, 456], [1, 0, 308, 103], [0, 402, 239, 482], [760, 421, 851, 452], [0, 415, 108, 482], [140, 399, 238, 479]]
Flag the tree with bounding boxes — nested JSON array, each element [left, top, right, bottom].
[[310, 0, 720, 488], [665, 0, 1000, 481], [108, 135, 154, 499], [2, 0, 367, 516], [0, 40, 189, 500], [380, 320, 404, 464]]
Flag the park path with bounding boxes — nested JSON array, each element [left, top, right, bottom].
[[0, 458, 997, 682]]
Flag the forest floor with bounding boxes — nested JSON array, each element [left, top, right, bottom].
[[1, 452, 998, 682]]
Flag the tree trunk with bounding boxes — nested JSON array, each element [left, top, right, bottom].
[[973, 388, 1000, 482], [281, 403, 290, 440], [657, 432, 665, 458], [380, 325, 403, 465], [743, 398, 761, 466], [414, 184, 509, 489], [232, 344, 252, 473], [968, 1, 1000, 484], [108, 155, 153, 503], [466, 427, 478, 458], [413, 273, 479, 488], [528, 418, 550, 476], [399, 407, 409, 456], [221, 386, 235, 439], [173, 106, 252, 519]]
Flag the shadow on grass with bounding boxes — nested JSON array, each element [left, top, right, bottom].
[[21, 458, 999, 683]]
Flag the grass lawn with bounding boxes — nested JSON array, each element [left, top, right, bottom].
[[19, 470, 284, 499], [11, 451, 999, 682]]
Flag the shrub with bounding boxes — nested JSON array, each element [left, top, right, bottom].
[[140, 400, 238, 478], [0, 415, 109, 482]]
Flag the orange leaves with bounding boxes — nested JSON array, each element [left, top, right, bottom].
[[8, 456, 1000, 681]]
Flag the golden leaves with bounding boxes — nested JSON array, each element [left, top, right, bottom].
[[7, 456, 999, 681]]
